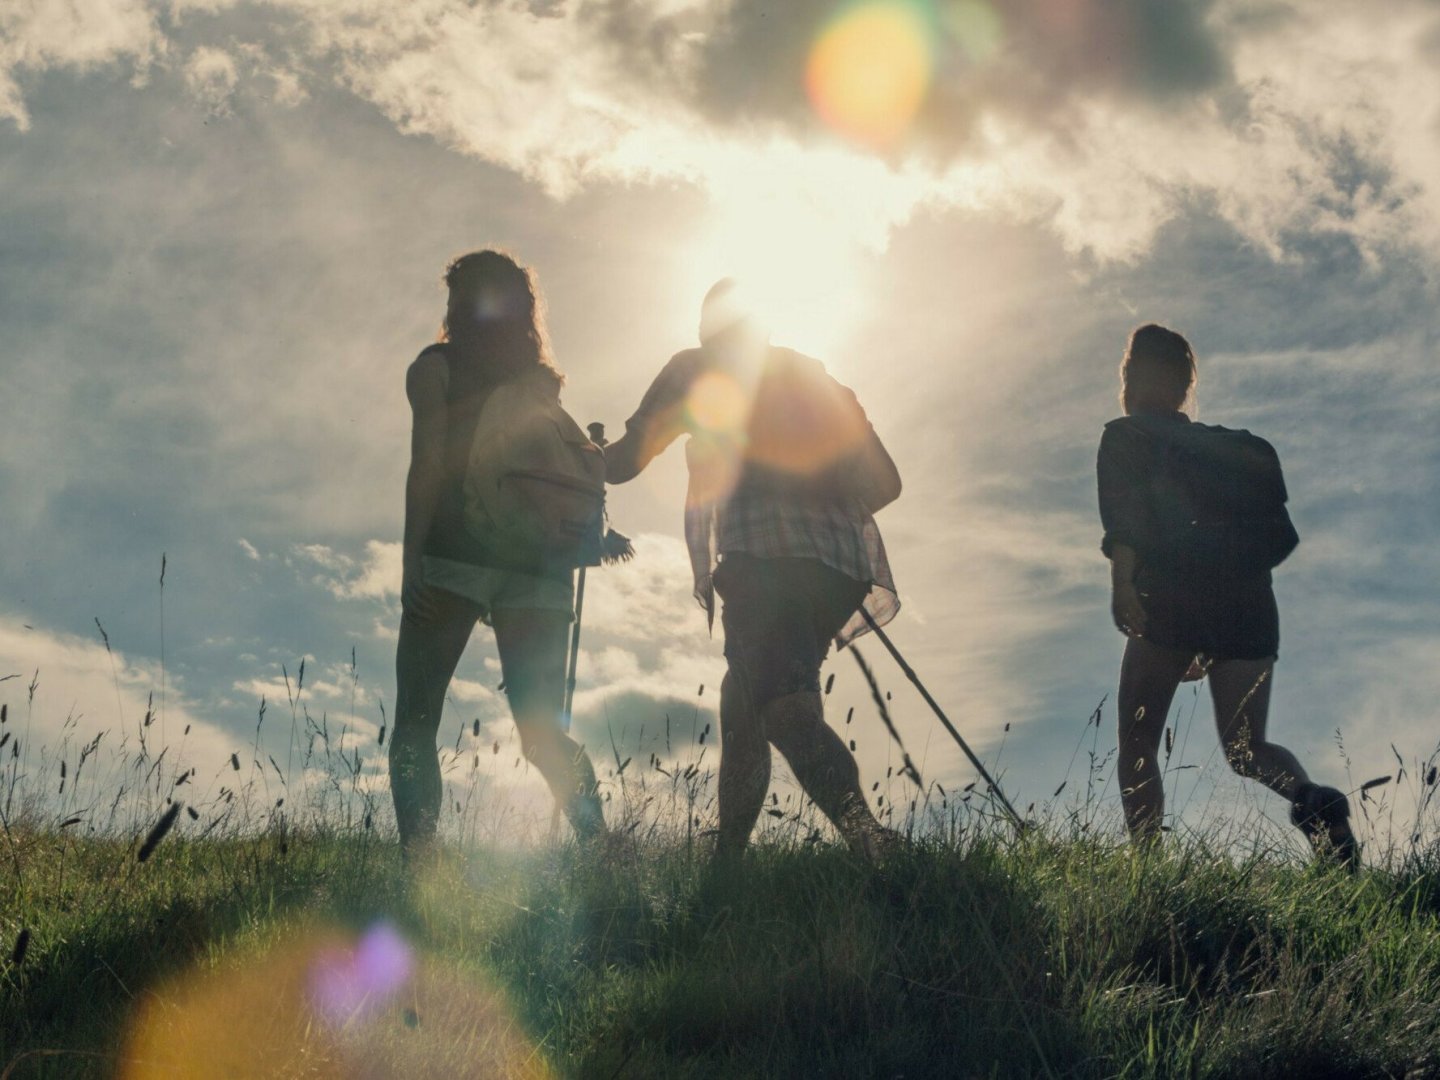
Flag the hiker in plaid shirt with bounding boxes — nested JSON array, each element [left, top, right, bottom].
[[605, 279, 903, 859]]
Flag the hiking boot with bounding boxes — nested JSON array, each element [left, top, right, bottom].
[[1291, 782, 1360, 870], [847, 822, 911, 866]]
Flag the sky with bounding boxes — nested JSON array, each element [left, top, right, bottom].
[[2, 0, 1439, 851]]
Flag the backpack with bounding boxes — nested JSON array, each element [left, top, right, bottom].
[[461, 376, 608, 573], [1126, 415, 1300, 579]]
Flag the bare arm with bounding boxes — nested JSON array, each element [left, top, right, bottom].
[[402, 353, 448, 612], [603, 428, 647, 485], [605, 353, 694, 484], [1108, 543, 1148, 638]]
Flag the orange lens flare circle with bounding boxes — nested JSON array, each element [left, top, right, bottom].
[[120, 922, 551, 1079], [806, 1, 935, 147]]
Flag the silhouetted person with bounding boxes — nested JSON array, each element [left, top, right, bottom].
[[1098, 324, 1357, 866], [605, 279, 903, 859], [391, 251, 605, 862]]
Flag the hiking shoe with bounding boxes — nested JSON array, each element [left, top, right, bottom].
[[848, 823, 912, 866], [1291, 782, 1360, 870]]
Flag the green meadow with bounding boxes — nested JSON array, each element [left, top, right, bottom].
[[6, 770, 1440, 1077]]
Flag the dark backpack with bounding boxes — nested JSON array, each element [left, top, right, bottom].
[[1127, 415, 1300, 579]]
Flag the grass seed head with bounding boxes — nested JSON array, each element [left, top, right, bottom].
[[11, 928, 31, 968], [137, 802, 183, 862]]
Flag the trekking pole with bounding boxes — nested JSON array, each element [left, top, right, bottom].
[[857, 607, 1027, 836], [561, 421, 608, 734]]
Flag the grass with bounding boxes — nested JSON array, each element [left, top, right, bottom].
[[6, 628, 1440, 1078], [5, 815, 1440, 1077]]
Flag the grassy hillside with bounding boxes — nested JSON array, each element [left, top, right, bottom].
[[5, 822, 1440, 1079]]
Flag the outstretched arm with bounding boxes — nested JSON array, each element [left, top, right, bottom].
[[605, 352, 695, 484], [603, 429, 648, 485]]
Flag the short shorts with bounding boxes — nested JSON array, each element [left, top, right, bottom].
[[420, 556, 574, 625], [712, 553, 869, 711], [1138, 577, 1279, 661]]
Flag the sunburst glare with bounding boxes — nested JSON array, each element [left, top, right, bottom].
[[683, 193, 872, 362]]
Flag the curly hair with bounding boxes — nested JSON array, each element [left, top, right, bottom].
[[440, 250, 563, 390], [1120, 323, 1196, 415]]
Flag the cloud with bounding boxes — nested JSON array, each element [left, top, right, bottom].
[[290, 541, 402, 602], [182, 45, 238, 114], [266, 0, 1440, 262], [0, 0, 163, 131], [9, 0, 1440, 266], [0, 614, 239, 819]]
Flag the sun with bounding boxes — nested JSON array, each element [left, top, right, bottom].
[[680, 192, 871, 362]]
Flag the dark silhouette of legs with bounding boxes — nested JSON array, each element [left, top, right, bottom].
[[1116, 636, 1191, 840], [765, 690, 884, 851], [716, 671, 771, 858], [716, 678, 890, 857], [391, 587, 481, 858], [392, 591, 605, 860], [1208, 657, 1308, 798], [492, 607, 605, 841]]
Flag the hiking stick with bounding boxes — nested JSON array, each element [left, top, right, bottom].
[[857, 607, 1027, 835], [562, 568, 586, 735], [562, 422, 608, 733]]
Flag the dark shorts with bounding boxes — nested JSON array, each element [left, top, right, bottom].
[[1138, 577, 1279, 661], [712, 553, 869, 711]]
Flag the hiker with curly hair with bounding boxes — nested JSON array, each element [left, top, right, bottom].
[[605, 280, 904, 860], [391, 250, 606, 862], [1098, 323, 1358, 867]]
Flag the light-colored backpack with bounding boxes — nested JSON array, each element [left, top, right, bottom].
[[462, 377, 607, 573]]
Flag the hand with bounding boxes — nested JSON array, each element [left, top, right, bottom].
[[402, 560, 438, 623], [1112, 582, 1148, 638]]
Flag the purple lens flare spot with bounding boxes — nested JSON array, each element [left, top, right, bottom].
[[309, 921, 414, 1025]]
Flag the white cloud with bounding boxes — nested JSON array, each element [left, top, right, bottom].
[[0, 613, 239, 822], [182, 44, 238, 114], [291, 540, 401, 601], [264, 0, 1440, 264], [10, 1, 1440, 267], [0, 0, 163, 131]]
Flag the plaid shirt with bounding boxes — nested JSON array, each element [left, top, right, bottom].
[[629, 344, 899, 645]]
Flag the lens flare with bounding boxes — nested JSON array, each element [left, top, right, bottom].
[[685, 369, 750, 438], [309, 921, 414, 1026], [121, 921, 550, 1078], [806, 1, 936, 147]]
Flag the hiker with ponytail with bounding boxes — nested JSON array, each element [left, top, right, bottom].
[[1098, 324, 1358, 867]]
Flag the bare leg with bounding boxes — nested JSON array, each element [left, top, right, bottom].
[[716, 671, 771, 858], [764, 690, 887, 852], [391, 589, 481, 856], [492, 607, 605, 841], [1116, 636, 1192, 840], [1208, 657, 1308, 799]]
